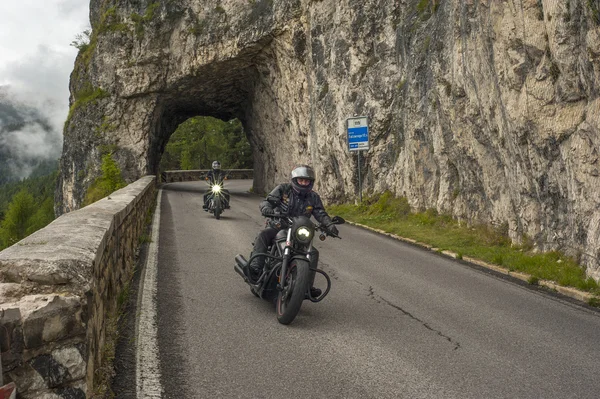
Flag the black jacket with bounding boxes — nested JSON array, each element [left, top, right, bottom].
[[259, 183, 332, 226], [205, 170, 226, 185]]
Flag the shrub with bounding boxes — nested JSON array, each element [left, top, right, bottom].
[[83, 154, 126, 206]]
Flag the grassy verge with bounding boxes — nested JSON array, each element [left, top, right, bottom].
[[328, 191, 600, 302]]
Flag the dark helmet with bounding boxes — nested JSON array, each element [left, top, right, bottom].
[[212, 160, 221, 170], [290, 165, 315, 194]]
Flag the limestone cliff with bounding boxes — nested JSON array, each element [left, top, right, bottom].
[[58, 0, 600, 278]]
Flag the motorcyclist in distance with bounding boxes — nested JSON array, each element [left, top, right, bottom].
[[245, 164, 339, 297], [203, 160, 230, 210]]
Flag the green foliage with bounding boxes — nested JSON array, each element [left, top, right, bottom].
[[65, 85, 109, 129], [189, 19, 207, 35], [98, 6, 129, 34], [528, 276, 540, 285], [83, 154, 126, 206], [131, 2, 160, 37], [159, 117, 252, 172], [328, 192, 600, 296], [75, 4, 129, 73], [0, 166, 57, 219], [0, 169, 56, 250], [70, 29, 92, 52], [357, 191, 411, 221], [138, 234, 152, 244], [0, 190, 36, 248], [416, 0, 440, 20], [95, 118, 117, 137], [588, 0, 600, 24]]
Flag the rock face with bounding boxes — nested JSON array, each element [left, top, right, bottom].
[[58, 0, 600, 278]]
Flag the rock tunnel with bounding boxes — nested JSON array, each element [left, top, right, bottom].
[[58, 1, 352, 216]]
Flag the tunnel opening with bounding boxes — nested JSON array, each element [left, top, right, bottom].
[[158, 116, 252, 173]]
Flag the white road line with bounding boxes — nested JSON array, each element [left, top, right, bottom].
[[136, 189, 164, 399]]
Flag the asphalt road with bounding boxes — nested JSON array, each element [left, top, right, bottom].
[[145, 180, 600, 399]]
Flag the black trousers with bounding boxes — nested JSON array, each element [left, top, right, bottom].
[[251, 227, 319, 285]]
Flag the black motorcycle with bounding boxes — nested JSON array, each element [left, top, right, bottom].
[[204, 177, 229, 220], [234, 213, 345, 324]]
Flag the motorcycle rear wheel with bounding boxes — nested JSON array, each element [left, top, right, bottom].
[[276, 260, 310, 325]]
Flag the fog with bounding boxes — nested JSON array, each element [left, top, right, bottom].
[[0, 0, 89, 180]]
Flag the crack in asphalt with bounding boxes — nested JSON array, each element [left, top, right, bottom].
[[367, 286, 461, 350], [309, 262, 461, 350]]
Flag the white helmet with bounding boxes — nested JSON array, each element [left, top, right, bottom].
[[212, 161, 221, 170], [290, 165, 315, 194]]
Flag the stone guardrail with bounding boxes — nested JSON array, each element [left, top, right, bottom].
[[160, 168, 253, 183], [0, 176, 156, 398]]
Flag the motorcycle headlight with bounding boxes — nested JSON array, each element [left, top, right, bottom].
[[212, 184, 222, 194], [295, 226, 313, 244]]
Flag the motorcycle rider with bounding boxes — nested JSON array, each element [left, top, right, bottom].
[[203, 160, 230, 210], [245, 165, 339, 297]]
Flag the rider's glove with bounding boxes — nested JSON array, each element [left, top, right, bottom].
[[326, 224, 339, 236], [262, 208, 276, 217]]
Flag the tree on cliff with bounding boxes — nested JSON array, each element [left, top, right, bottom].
[[0, 189, 54, 249], [83, 153, 126, 206]]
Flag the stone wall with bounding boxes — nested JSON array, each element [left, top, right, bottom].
[[160, 169, 254, 183], [0, 176, 156, 398]]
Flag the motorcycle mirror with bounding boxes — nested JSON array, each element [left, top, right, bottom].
[[331, 216, 345, 225]]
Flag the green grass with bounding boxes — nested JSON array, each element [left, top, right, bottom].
[[328, 191, 600, 299], [138, 234, 152, 244], [131, 2, 160, 37], [64, 85, 109, 129]]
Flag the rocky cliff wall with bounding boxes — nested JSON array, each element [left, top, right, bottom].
[[59, 0, 600, 277]]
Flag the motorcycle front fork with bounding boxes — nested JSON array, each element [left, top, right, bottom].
[[277, 230, 313, 292]]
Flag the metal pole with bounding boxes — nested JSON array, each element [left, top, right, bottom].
[[357, 151, 362, 203]]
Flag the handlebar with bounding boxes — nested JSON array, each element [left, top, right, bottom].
[[264, 214, 342, 239]]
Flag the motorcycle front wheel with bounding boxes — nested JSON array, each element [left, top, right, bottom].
[[276, 260, 310, 325], [213, 199, 222, 220]]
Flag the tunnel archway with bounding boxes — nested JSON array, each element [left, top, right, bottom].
[[56, 6, 347, 215]]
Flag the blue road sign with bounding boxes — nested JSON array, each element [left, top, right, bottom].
[[347, 117, 369, 151]]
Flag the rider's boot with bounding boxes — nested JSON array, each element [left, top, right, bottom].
[[245, 260, 262, 283]]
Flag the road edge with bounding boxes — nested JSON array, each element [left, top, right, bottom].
[[345, 220, 598, 306], [135, 189, 164, 398]]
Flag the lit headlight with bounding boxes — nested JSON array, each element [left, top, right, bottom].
[[212, 184, 222, 193], [295, 226, 313, 244]]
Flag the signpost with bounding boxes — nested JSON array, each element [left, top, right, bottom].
[[346, 117, 369, 202]]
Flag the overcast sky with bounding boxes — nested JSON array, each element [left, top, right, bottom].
[[0, 0, 90, 174]]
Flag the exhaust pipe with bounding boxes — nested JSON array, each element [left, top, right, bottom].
[[234, 254, 249, 281], [234, 264, 248, 281], [235, 254, 248, 268]]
